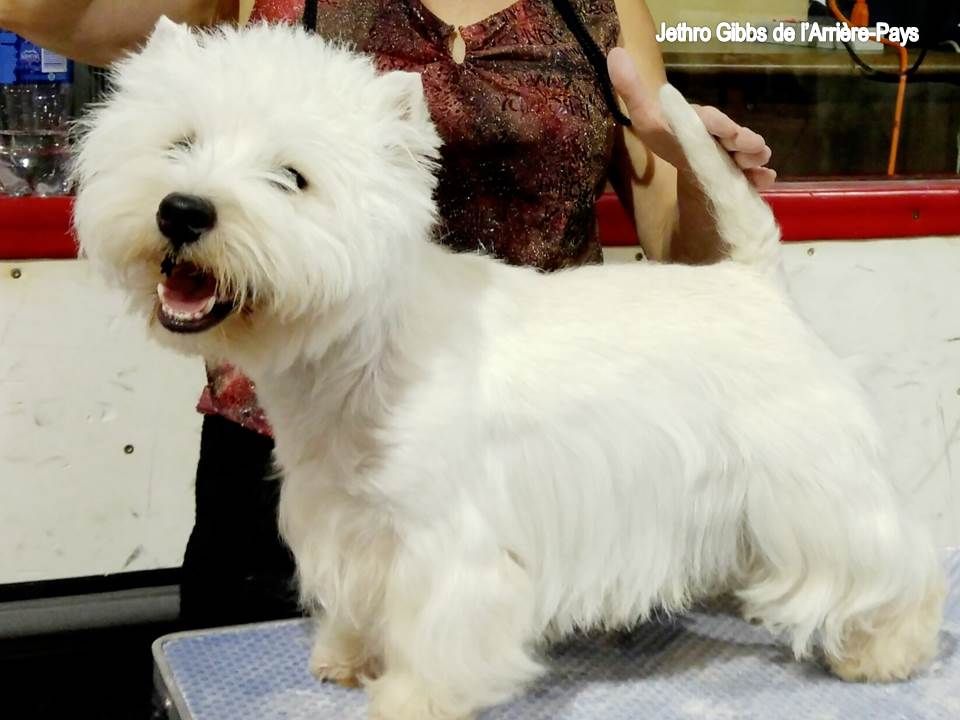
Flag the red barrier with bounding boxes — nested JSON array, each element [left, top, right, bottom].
[[0, 196, 76, 260], [597, 180, 960, 247], [763, 180, 960, 242], [2, 180, 959, 259]]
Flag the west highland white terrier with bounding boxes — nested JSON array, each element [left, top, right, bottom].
[[74, 19, 945, 720]]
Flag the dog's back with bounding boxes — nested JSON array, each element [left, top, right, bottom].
[[657, 85, 781, 275]]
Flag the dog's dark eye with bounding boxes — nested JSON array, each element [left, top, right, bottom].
[[169, 134, 195, 153], [269, 166, 308, 193], [284, 166, 308, 191]]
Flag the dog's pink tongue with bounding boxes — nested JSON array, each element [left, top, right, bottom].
[[161, 263, 217, 314]]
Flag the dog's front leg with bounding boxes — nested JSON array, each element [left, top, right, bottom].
[[366, 534, 542, 720], [278, 478, 390, 690], [309, 613, 382, 688]]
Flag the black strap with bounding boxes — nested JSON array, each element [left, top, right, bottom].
[[551, 0, 632, 126], [302, 0, 318, 31]]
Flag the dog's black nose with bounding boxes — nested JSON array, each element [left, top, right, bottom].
[[156, 193, 217, 249]]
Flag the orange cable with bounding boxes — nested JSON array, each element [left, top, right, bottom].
[[828, 0, 909, 175]]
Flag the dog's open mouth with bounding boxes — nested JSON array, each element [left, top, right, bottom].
[[156, 260, 235, 333]]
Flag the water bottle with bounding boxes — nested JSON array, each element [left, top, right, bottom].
[[0, 31, 74, 197]]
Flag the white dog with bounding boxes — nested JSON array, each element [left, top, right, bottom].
[[74, 19, 944, 720]]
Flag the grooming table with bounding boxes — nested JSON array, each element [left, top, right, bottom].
[[153, 551, 960, 719]]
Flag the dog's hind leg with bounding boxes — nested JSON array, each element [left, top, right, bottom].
[[367, 535, 541, 720], [658, 80, 945, 680], [737, 449, 944, 682]]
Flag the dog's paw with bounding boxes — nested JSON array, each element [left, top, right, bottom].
[[309, 643, 382, 689], [826, 584, 944, 683], [826, 630, 938, 683], [369, 706, 474, 720], [367, 672, 474, 720], [369, 712, 474, 720], [311, 660, 362, 688]]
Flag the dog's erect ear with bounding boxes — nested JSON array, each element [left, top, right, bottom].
[[144, 16, 197, 51], [379, 71, 432, 128], [375, 69, 441, 161]]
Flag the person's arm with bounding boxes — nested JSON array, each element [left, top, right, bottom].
[[0, 0, 237, 67], [608, 0, 775, 264]]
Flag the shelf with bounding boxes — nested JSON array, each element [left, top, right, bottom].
[[662, 44, 960, 78]]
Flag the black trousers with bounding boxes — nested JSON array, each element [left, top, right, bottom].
[[179, 414, 301, 628]]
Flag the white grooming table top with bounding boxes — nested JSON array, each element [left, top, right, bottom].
[[153, 550, 960, 719]]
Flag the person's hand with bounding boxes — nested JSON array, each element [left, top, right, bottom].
[[607, 47, 777, 190]]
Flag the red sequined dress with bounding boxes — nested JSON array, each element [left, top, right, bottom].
[[197, 0, 622, 436]]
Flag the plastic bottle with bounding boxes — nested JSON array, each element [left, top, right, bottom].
[[0, 31, 74, 197]]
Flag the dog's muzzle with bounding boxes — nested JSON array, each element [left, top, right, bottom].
[[152, 193, 236, 333]]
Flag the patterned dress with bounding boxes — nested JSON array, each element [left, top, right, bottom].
[[198, 0, 622, 436]]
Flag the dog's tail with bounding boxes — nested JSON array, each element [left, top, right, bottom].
[[658, 84, 781, 274]]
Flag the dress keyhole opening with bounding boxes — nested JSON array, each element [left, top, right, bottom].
[[450, 28, 466, 64]]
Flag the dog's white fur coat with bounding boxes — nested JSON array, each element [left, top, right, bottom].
[[75, 20, 945, 720]]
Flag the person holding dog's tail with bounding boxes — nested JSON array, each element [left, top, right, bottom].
[[1, 0, 775, 626]]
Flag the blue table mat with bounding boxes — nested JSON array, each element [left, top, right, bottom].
[[155, 549, 960, 719]]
